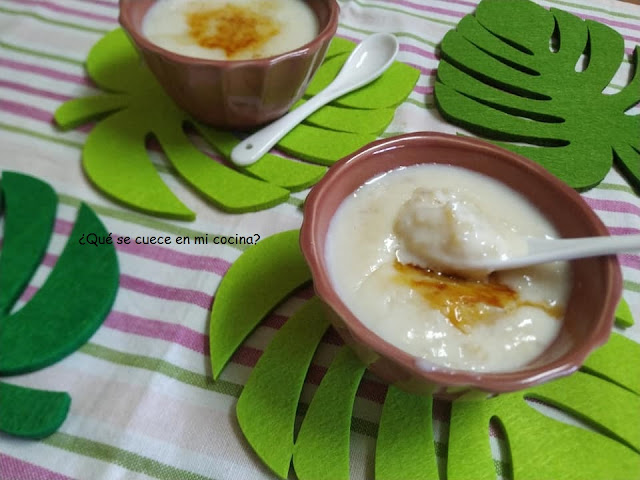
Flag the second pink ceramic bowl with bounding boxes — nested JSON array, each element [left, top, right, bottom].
[[119, 0, 339, 129], [300, 132, 622, 397]]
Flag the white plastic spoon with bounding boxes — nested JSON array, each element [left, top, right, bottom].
[[442, 234, 640, 277], [230, 33, 399, 167]]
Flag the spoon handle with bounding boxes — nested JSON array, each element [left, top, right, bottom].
[[442, 234, 640, 275], [489, 234, 640, 271], [230, 89, 340, 167], [524, 234, 640, 264]]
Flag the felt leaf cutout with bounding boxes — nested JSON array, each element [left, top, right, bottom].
[[0, 382, 70, 439], [81, 108, 199, 220], [193, 125, 326, 192], [292, 346, 366, 480], [236, 297, 330, 478], [448, 335, 640, 480], [278, 124, 378, 166], [292, 99, 395, 135], [53, 94, 129, 130], [211, 229, 640, 480], [54, 30, 419, 218], [0, 202, 119, 374], [449, 373, 640, 480], [153, 121, 290, 213], [0, 171, 56, 316], [0, 172, 119, 438], [614, 297, 635, 328], [375, 386, 438, 480], [526, 371, 640, 453], [434, 0, 640, 190], [209, 230, 311, 379]]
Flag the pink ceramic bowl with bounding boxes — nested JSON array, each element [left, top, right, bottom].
[[300, 132, 622, 397], [119, 0, 339, 129]]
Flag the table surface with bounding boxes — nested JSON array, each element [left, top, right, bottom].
[[1, 0, 639, 479]]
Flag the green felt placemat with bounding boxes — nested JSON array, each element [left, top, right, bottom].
[[54, 30, 419, 218], [434, 0, 640, 191], [0, 172, 119, 438], [210, 229, 640, 480]]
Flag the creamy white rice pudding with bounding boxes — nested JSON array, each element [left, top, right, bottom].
[[143, 0, 319, 60], [325, 164, 571, 373]]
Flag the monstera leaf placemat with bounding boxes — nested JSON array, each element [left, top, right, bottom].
[[434, 0, 640, 192], [0, 172, 119, 439], [209, 230, 639, 480], [53, 30, 420, 220]]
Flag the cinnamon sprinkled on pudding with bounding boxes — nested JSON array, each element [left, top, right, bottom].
[[186, 3, 280, 58], [143, 0, 318, 60]]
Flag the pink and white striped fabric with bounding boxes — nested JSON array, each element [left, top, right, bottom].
[[0, 0, 638, 479]]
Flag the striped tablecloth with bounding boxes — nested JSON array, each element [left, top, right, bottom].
[[1, 0, 639, 479]]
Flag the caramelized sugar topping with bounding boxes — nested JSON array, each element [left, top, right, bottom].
[[393, 261, 563, 333], [186, 3, 280, 58]]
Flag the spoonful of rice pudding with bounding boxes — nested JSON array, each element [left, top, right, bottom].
[[394, 187, 640, 279]]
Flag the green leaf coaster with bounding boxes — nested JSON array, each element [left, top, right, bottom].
[[0, 172, 119, 438], [434, 0, 640, 191], [54, 30, 420, 218], [210, 229, 640, 480]]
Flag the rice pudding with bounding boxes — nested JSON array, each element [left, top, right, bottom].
[[142, 0, 319, 60], [325, 164, 571, 373]]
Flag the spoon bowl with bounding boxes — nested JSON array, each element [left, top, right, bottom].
[[231, 33, 399, 167], [325, 32, 400, 95]]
